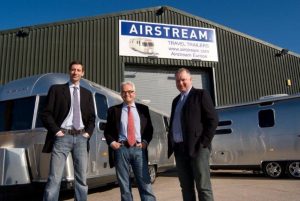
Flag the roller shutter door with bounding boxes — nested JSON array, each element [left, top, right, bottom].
[[125, 66, 212, 115]]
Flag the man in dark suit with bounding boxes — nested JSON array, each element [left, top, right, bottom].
[[168, 68, 219, 201], [104, 81, 156, 201], [42, 61, 95, 201]]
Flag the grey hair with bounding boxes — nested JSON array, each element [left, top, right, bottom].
[[175, 68, 191, 76], [120, 81, 136, 91]]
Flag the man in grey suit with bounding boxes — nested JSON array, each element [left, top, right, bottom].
[[168, 68, 219, 201], [42, 61, 95, 201]]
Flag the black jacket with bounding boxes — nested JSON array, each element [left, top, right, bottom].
[[41, 83, 95, 153], [168, 87, 219, 158], [104, 103, 153, 168]]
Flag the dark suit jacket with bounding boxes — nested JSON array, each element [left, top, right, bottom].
[[104, 102, 153, 168], [168, 87, 219, 158], [41, 83, 96, 153]]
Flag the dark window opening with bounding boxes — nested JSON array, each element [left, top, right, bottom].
[[259, 101, 274, 106], [0, 97, 36, 131], [218, 120, 232, 126], [95, 93, 108, 120], [215, 128, 232, 135], [258, 109, 275, 127]]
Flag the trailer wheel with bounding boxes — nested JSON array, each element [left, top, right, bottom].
[[263, 161, 284, 178], [286, 161, 300, 179], [148, 165, 157, 184]]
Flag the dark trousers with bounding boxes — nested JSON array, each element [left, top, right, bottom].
[[174, 143, 214, 201]]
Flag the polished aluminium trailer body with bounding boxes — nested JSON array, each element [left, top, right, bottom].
[[212, 94, 300, 178], [0, 73, 174, 188]]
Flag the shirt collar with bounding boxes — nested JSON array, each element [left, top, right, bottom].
[[181, 86, 192, 97], [69, 81, 80, 88], [122, 102, 136, 108]]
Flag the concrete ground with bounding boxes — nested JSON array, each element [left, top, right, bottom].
[[2, 170, 299, 201], [60, 170, 300, 201]]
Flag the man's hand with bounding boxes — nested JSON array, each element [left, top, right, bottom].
[[110, 141, 122, 150], [136, 142, 147, 149], [56, 130, 65, 137], [82, 132, 90, 138]]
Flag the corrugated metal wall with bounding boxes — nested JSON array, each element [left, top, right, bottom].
[[0, 6, 299, 106]]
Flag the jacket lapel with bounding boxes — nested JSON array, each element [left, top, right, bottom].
[[79, 86, 86, 111], [115, 104, 122, 134], [136, 103, 144, 132], [182, 87, 194, 110], [62, 83, 71, 109]]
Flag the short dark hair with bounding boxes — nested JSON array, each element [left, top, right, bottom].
[[69, 60, 85, 71]]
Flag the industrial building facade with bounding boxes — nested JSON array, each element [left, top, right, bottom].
[[0, 6, 299, 114]]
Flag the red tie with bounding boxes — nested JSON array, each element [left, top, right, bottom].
[[127, 106, 136, 146]]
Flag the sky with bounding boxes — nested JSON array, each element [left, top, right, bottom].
[[0, 0, 299, 54]]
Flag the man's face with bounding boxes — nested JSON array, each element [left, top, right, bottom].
[[69, 64, 84, 84], [175, 70, 192, 93], [121, 84, 136, 105]]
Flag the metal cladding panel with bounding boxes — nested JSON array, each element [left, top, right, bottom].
[[0, 6, 300, 106], [0, 18, 121, 91]]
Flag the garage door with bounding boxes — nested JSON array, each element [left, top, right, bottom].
[[125, 66, 213, 115]]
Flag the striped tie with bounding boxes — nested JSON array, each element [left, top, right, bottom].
[[73, 86, 81, 130], [127, 106, 136, 146]]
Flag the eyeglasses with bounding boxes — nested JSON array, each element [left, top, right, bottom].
[[121, 90, 135, 95]]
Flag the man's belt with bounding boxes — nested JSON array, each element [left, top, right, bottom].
[[61, 128, 85, 135], [119, 140, 137, 148]]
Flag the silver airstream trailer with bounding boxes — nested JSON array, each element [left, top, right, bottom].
[[0, 73, 174, 190], [212, 94, 300, 178]]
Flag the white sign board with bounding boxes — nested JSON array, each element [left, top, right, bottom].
[[119, 20, 218, 62]]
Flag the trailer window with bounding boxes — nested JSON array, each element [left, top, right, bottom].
[[258, 109, 275, 127], [95, 93, 108, 120], [0, 97, 35, 131]]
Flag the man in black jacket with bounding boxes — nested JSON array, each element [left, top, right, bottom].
[[104, 81, 156, 201], [168, 68, 219, 201], [42, 61, 95, 201]]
